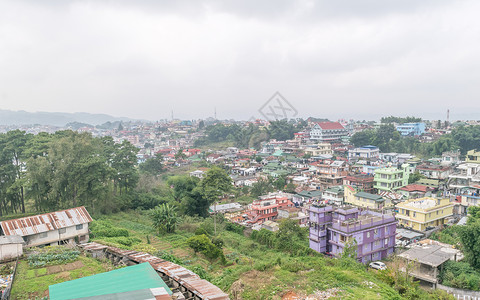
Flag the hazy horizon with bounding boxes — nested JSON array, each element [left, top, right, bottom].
[[1, 1, 480, 121]]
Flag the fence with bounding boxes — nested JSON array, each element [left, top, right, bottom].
[[438, 284, 480, 300], [1, 259, 18, 300]]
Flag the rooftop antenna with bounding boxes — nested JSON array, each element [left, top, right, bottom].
[[171, 110, 174, 121], [447, 109, 450, 124], [214, 107, 217, 120]]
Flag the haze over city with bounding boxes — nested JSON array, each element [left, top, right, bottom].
[[1, 0, 480, 121]]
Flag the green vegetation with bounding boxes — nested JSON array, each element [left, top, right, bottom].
[[194, 120, 305, 149], [440, 260, 480, 291], [150, 203, 179, 234], [27, 246, 80, 268], [350, 124, 480, 156], [381, 116, 422, 124], [430, 225, 463, 247], [0, 130, 140, 216], [88, 210, 452, 299], [430, 206, 480, 291], [11, 253, 112, 299]]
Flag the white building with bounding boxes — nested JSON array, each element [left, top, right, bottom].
[[0, 235, 24, 262], [189, 170, 205, 178], [309, 122, 348, 142], [0, 206, 92, 247], [348, 146, 380, 161]]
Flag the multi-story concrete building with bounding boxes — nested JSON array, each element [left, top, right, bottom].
[[441, 150, 461, 166], [416, 163, 451, 180], [308, 205, 333, 254], [374, 164, 410, 192], [344, 186, 391, 210], [395, 197, 454, 231], [466, 149, 480, 164], [343, 174, 375, 193], [304, 143, 333, 157], [395, 123, 426, 136], [315, 160, 348, 189], [447, 162, 480, 209], [348, 146, 380, 161], [322, 186, 344, 206], [309, 122, 348, 142], [245, 193, 293, 224], [308, 204, 397, 263]]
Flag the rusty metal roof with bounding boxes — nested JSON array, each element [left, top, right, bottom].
[[79, 242, 230, 300], [0, 206, 92, 236]]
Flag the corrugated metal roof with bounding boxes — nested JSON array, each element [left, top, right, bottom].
[[0, 206, 92, 236]]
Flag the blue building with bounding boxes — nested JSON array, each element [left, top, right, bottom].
[[396, 123, 425, 136]]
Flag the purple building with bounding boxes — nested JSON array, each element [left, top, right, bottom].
[[308, 204, 333, 253], [308, 205, 397, 263]]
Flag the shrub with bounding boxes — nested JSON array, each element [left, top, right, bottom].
[[439, 260, 480, 291], [225, 222, 244, 235], [187, 234, 211, 253], [191, 265, 212, 281], [90, 220, 130, 238], [132, 243, 157, 254], [102, 236, 141, 246], [186, 234, 226, 263], [195, 227, 209, 236], [155, 250, 184, 265]]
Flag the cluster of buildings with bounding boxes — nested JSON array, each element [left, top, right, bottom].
[[211, 138, 480, 269]]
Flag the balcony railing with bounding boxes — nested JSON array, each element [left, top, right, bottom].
[[331, 215, 396, 233]]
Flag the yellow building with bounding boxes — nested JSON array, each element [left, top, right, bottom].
[[304, 143, 333, 156], [395, 197, 454, 231], [466, 149, 480, 164], [344, 185, 391, 210]]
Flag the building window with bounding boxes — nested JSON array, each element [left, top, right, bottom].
[[413, 212, 416, 217], [59, 228, 66, 234], [374, 240, 380, 247], [374, 229, 378, 235], [366, 232, 371, 238], [40, 232, 48, 238], [76, 224, 84, 230]]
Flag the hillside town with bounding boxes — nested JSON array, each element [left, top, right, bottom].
[[2, 116, 480, 299]]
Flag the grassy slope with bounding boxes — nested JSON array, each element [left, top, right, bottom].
[[11, 255, 110, 300], [99, 211, 404, 299]]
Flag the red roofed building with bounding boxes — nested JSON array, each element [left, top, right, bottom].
[[310, 122, 348, 142], [245, 194, 293, 224], [398, 184, 433, 199]]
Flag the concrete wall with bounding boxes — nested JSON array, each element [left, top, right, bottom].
[[0, 243, 23, 262], [25, 223, 89, 247], [437, 284, 480, 299]]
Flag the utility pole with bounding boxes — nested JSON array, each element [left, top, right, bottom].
[[214, 201, 217, 236]]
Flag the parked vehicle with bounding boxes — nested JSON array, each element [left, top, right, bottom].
[[369, 261, 387, 270]]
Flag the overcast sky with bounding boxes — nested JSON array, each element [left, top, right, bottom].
[[1, 0, 480, 121]]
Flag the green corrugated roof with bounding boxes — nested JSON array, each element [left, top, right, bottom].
[[354, 191, 384, 202], [325, 186, 344, 194], [49, 263, 172, 300]]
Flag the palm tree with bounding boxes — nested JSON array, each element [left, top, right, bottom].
[[150, 203, 179, 234]]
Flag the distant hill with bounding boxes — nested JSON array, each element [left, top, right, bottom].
[[0, 109, 144, 126]]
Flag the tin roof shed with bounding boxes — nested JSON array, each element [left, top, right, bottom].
[[0, 206, 92, 237]]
